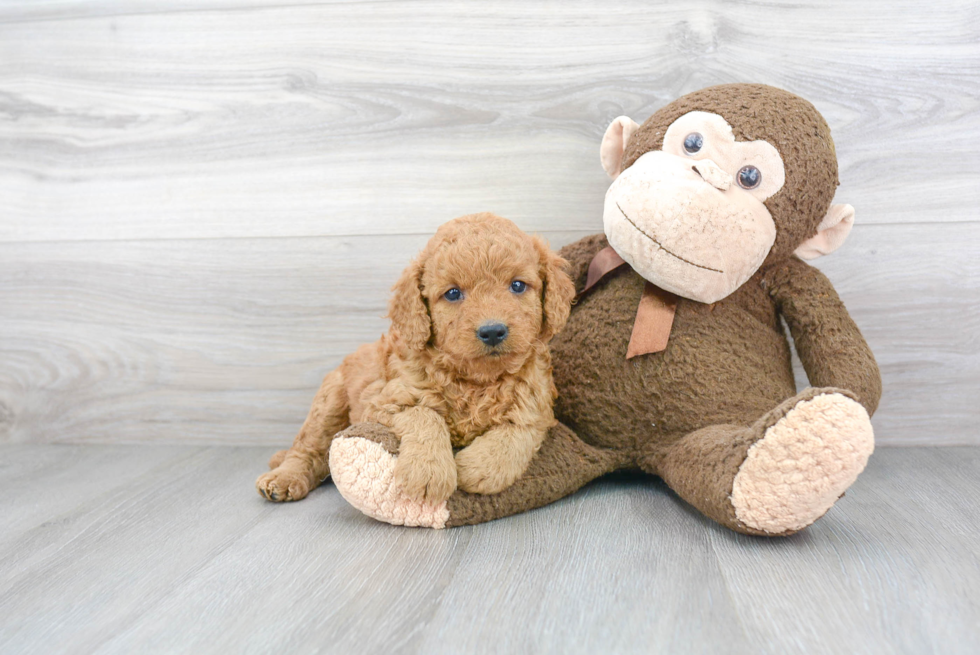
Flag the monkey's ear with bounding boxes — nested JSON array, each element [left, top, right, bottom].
[[795, 204, 855, 260], [600, 116, 640, 179], [533, 236, 576, 341], [387, 258, 430, 351]]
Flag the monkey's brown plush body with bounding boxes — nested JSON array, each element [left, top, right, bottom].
[[328, 84, 882, 536]]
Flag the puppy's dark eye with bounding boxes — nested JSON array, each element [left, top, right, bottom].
[[510, 280, 527, 294], [683, 133, 703, 154], [737, 165, 762, 189], [444, 288, 462, 302]]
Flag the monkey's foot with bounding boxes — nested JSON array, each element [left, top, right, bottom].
[[329, 424, 449, 529], [731, 391, 874, 534]]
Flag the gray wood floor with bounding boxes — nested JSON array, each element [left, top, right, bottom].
[[1, 444, 977, 654]]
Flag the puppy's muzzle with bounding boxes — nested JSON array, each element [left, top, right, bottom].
[[477, 322, 508, 347]]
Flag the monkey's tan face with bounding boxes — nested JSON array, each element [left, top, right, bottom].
[[603, 111, 786, 304]]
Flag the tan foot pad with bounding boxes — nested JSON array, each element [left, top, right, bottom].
[[731, 392, 874, 534], [329, 437, 449, 529]]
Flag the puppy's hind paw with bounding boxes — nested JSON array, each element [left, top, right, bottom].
[[329, 426, 450, 529], [256, 467, 312, 502]]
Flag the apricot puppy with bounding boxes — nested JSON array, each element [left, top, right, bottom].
[[256, 213, 575, 505]]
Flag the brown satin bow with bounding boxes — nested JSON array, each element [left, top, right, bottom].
[[582, 246, 678, 359]]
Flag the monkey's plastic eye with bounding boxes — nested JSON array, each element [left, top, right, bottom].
[[737, 165, 762, 189], [444, 288, 462, 302], [683, 133, 704, 154], [510, 280, 527, 294]]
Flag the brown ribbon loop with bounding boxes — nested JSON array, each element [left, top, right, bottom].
[[581, 246, 678, 358], [583, 246, 628, 294]]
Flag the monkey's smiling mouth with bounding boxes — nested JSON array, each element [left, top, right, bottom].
[[616, 203, 723, 274]]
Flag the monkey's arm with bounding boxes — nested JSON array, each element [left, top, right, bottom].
[[764, 257, 882, 416], [557, 233, 609, 293]]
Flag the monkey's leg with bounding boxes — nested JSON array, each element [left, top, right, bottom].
[[647, 387, 874, 536], [329, 422, 622, 528], [256, 368, 351, 502]]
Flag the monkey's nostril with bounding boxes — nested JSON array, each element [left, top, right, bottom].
[[477, 322, 508, 347]]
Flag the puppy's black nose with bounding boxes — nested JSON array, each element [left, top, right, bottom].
[[477, 322, 508, 347]]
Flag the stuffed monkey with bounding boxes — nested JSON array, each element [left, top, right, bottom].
[[328, 84, 882, 536]]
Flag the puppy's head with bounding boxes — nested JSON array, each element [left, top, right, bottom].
[[388, 213, 574, 371]]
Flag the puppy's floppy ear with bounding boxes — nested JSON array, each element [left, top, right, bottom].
[[388, 257, 430, 351], [533, 236, 576, 341]]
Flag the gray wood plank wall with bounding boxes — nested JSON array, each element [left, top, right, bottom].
[[1, 0, 978, 446]]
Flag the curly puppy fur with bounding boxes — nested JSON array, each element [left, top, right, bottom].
[[256, 212, 576, 504]]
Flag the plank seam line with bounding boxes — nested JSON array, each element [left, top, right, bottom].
[[0, 1, 387, 26], [0, 221, 974, 247], [707, 534, 753, 646]]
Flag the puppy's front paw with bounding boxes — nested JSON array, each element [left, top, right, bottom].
[[256, 467, 312, 502], [455, 443, 521, 495], [393, 444, 457, 503]]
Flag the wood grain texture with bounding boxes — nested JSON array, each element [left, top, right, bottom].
[[1, 223, 976, 446], [0, 230, 581, 445], [0, 0, 978, 447], [0, 223, 980, 445], [419, 475, 751, 654], [0, 443, 198, 550], [0, 444, 977, 654], [0, 0, 977, 243], [710, 447, 980, 655], [1, 3, 975, 652]]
